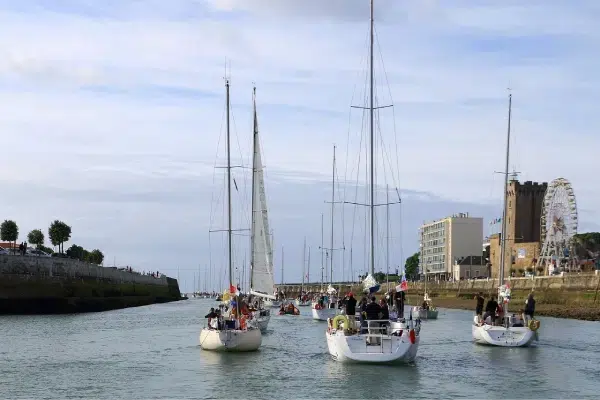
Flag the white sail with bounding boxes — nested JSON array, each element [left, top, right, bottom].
[[250, 96, 276, 301]]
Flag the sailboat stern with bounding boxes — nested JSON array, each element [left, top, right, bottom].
[[199, 328, 262, 352], [472, 323, 537, 347], [325, 329, 416, 364]]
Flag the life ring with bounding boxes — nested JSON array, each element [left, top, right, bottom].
[[409, 329, 416, 344], [528, 319, 540, 331], [332, 314, 350, 330]]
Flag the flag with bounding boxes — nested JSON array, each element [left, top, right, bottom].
[[229, 284, 240, 296], [396, 274, 408, 291], [368, 284, 380, 294]]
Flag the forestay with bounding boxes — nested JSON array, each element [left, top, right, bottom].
[[250, 104, 276, 301]]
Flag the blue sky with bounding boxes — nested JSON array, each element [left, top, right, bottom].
[[0, 0, 598, 292]]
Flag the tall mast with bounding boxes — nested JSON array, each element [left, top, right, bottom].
[[330, 145, 336, 284], [350, 248, 354, 284], [386, 184, 390, 289], [250, 86, 257, 291], [225, 79, 234, 296], [320, 213, 324, 290], [281, 246, 284, 285], [369, 0, 375, 275], [302, 237, 306, 291], [307, 247, 311, 283], [499, 93, 512, 292]]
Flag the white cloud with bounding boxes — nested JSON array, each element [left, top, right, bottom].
[[0, 0, 598, 290]]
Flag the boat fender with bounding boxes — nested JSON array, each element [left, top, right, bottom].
[[528, 319, 540, 331], [409, 329, 416, 344], [332, 314, 349, 331]]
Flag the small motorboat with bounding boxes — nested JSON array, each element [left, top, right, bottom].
[[279, 303, 300, 315], [412, 293, 438, 320]]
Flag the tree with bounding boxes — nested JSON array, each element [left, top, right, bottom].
[[88, 249, 104, 265], [373, 271, 386, 283], [27, 229, 44, 248], [0, 220, 19, 252], [404, 252, 419, 280], [66, 244, 85, 260], [572, 232, 600, 260], [48, 220, 72, 254]]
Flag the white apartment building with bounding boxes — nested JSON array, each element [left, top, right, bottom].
[[419, 212, 483, 280]]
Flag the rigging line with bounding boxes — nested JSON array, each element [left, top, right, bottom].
[[374, 24, 402, 194], [229, 106, 252, 231], [343, 25, 370, 205], [208, 100, 227, 231], [348, 58, 370, 272], [342, 27, 371, 281]]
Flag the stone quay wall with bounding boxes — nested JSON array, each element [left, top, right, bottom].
[[0, 254, 168, 285], [0, 254, 181, 314], [275, 273, 600, 298]]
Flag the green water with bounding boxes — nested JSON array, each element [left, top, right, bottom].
[[1, 298, 598, 399]]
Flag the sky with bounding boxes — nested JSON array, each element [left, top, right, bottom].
[[0, 0, 599, 293]]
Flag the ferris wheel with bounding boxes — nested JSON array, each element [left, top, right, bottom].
[[537, 178, 578, 270]]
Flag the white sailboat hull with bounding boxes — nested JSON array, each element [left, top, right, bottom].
[[326, 328, 418, 364], [295, 300, 310, 307], [472, 319, 538, 347], [312, 306, 338, 321], [412, 306, 438, 320], [199, 328, 262, 352]]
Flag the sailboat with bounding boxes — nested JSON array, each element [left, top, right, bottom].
[[312, 146, 341, 321], [325, 0, 420, 364], [471, 93, 540, 347], [412, 241, 438, 319], [199, 79, 262, 352], [296, 238, 311, 306], [247, 87, 275, 332]]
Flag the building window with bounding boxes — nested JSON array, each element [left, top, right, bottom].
[[508, 200, 511, 208]]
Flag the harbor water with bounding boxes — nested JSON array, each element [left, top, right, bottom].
[[1, 298, 598, 399]]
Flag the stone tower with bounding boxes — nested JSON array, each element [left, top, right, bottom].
[[491, 178, 548, 278], [504, 179, 548, 244]]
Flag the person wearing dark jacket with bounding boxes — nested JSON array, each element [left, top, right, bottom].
[[365, 297, 382, 320], [365, 297, 383, 344], [523, 292, 536, 325], [483, 298, 498, 324], [205, 308, 218, 329], [345, 293, 357, 316], [395, 289, 406, 319], [475, 292, 485, 317]]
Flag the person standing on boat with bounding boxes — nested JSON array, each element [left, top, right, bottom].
[[364, 297, 382, 344], [345, 292, 357, 317], [205, 308, 218, 329], [475, 292, 485, 318], [395, 289, 405, 319], [483, 297, 498, 324], [523, 292, 536, 325]]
